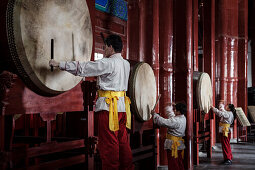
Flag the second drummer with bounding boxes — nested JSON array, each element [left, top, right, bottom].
[[152, 103, 187, 170], [49, 34, 133, 170]]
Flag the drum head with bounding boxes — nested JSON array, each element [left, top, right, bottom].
[[7, 0, 93, 95], [129, 62, 157, 121], [196, 72, 213, 113]]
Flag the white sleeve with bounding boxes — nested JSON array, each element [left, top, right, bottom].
[[59, 58, 113, 77], [153, 114, 179, 129], [212, 107, 230, 119]]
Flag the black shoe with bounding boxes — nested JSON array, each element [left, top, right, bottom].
[[224, 159, 232, 165]]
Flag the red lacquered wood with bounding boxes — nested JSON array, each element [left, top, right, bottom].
[[203, 0, 216, 146], [217, 0, 238, 138], [152, 0, 160, 166], [174, 0, 193, 169], [193, 0, 199, 71], [237, 0, 248, 141], [159, 0, 174, 165], [127, 0, 139, 60]]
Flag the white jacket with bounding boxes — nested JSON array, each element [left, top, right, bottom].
[[212, 107, 234, 133], [59, 53, 130, 112], [153, 114, 186, 150]]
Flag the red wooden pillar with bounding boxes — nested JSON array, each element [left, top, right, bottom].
[[138, 0, 153, 63], [252, 41, 255, 87], [127, 0, 139, 61], [152, 0, 160, 166], [203, 0, 216, 145], [139, 0, 146, 62], [237, 0, 248, 141], [159, 0, 174, 166], [251, 2, 255, 87], [238, 2, 248, 112], [193, 0, 199, 72], [174, 0, 193, 169], [218, 0, 238, 138]]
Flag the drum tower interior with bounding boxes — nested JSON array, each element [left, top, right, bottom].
[[1, 0, 255, 169]]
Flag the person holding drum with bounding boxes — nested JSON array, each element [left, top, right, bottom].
[[152, 103, 186, 170], [49, 34, 133, 170], [211, 102, 236, 165]]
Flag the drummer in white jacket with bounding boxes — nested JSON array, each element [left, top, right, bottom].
[[49, 34, 133, 170], [211, 103, 236, 165], [152, 103, 186, 170]]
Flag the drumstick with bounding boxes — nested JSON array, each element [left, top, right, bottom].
[[51, 39, 54, 72], [151, 94, 161, 114], [72, 33, 75, 61]]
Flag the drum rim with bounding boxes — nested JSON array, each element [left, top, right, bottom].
[[6, 0, 92, 96], [129, 62, 144, 121], [196, 72, 212, 113], [128, 62, 156, 122], [6, 0, 63, 96]]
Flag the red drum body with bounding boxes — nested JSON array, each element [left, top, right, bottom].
[[0, 0, 93, 96], [128, 61, 157, 121], [193, 71, 213, 113]]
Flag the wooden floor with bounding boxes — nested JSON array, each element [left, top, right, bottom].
[[195, 142, 255, 170]]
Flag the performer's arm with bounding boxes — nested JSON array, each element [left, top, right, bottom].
[[211, 106, 230, 119], [57, 58, 113, 77], [153, 114, 179, 129]]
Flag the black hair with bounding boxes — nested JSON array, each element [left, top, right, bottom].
[[175, 103, 187, 115], [228, 104, 237, 120], [105, 34, 123, 53]]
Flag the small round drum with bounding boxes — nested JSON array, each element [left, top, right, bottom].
[[5, 0, 93, 95], [128, 62, 157, 121], [193, 71, 213, 113]]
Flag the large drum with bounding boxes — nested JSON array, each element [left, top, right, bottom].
[[0, 0, 93, 96], [128, 61, 157, 121], [193, 71, 213, 113]]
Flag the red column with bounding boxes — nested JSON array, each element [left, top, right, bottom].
[[238, 0, 248, 114], [127, 0, 139, 61], [237, 0, 248, 141], [138, 0, 146, 62], [159, 0, 174, 166], [193, 0, 199, 72], [218, 0, 238, 138], [203, 0, 216, 145], [152, 0, 160, 166], [174, 0, 193, 169], [251, 2, 255, 87]]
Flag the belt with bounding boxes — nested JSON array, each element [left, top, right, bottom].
[[98, 90, 131, 131], [219, 122, 230, 137], [166, 134, 184, 159]]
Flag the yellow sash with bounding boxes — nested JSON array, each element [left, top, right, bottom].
[[219, 122, 230, 137], [98, 90, 131, 131], [166, 134, 184, 159]]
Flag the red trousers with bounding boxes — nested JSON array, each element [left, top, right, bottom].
[[97, 111, 133, 170], [167, 150, 184, 170], [220, 132, 233, 160]]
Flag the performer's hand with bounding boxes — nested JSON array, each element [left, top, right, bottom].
[[150, 110, 156, 115], [210, 106, 217, 112], [49, 59, 59, 67]]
